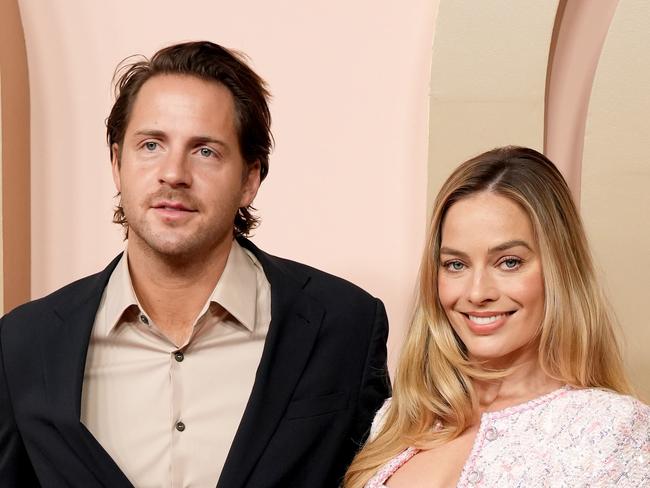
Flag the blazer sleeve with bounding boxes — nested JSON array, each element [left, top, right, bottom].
[[350, 299, 391, 448], [0, 318, 40, 487]]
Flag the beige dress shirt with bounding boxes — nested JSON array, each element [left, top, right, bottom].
[[80, 241, 271, 488]]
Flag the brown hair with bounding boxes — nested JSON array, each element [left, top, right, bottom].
[[106, 41, 272, 237], [345, 146, 631, 487]]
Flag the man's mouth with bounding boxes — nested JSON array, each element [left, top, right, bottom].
[[152, 201, 196, 212]]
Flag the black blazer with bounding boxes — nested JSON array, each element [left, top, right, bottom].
[[0, 239, 390, 488]]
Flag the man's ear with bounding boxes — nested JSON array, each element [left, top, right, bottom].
[[240, 160, 262, 208], [111, 143, 122, 193]]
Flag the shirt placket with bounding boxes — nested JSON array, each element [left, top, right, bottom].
[[170, 342, 186, 488]]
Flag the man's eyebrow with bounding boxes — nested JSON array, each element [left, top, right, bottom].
[[133, 129, 166, 138], [132, 130, 229, 148], [188, 135, 229, 148], [439, 240, 532, 258]]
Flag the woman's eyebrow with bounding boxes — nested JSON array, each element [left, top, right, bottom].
[[439, 247, 469, 259], [439, 240, 532, 258], [488, 240, 532, 253]]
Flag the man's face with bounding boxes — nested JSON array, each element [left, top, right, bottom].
[[112, 74, 260, 259]]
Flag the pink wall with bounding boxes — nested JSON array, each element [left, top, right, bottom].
[[19, 1, 435, 366]]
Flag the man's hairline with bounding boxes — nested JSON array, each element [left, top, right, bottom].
[[112, 72, 246, 163]]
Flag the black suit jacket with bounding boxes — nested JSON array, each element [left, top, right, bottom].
[[0, 239, 390, 487]]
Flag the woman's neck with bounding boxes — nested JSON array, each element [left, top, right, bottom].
[[471, 347, 564, 413]]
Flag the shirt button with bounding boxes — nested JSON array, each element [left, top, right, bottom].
[[485, 426, 498, 441], [175, 421, 186, 432], [174, 351, 184, 362], [467, 470, 482, 484], [139, 314, 149, 325]]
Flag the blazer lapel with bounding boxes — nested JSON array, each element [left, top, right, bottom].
[[217, 240, 325, 488], [39, 254, 133, 487]]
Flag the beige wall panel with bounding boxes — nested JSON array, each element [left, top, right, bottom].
[[428, 0, 558, 204], [581, 0, 650, 400]]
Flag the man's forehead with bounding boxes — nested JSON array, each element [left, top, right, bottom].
[[124, 74, 238, 136], [132, 74, 234, 107]]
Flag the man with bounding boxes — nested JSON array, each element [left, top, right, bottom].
[[0, 41, 389, 487]]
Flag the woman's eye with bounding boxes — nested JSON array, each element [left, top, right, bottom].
[[501, 258, 521, 270], [144, 141, 158, 151], [445, 261, 465, 272], [199, 147, 214, 157]]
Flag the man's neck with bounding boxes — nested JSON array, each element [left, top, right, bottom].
[[126, 236, 234, 347]]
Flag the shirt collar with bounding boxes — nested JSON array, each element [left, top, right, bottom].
[[208, 240, 258, 332], [101, 240, 259, 335], [100, 251, 139, 336]]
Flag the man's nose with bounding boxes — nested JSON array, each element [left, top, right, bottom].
[[467, 269, 499, 305], [159, 149, 192, 188]]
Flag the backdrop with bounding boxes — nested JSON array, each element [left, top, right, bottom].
[[2, 0, 648, 399]]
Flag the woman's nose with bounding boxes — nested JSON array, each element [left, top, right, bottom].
[[467, 270, 499, 304]]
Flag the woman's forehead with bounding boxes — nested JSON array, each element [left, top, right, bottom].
[[440, 193, 535, 250]]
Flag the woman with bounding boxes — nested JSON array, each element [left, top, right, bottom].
[[345, 146, 649, 487]]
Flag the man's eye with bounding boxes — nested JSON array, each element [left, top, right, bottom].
[[199, 147, 214, 157], [144, 141, 158, 151]]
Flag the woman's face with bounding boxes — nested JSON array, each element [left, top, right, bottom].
[[437, 192, 545, 366]]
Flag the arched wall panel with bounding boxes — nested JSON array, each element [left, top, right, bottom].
[[581, 0, 650, 400], [0, 81, 3, 313], [544, 0, 618, 201], [0, 0, 31, 313]]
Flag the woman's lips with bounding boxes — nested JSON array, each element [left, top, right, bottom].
[[461, 311, 515, 335]]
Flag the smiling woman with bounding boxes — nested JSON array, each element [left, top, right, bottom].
[[438, 192, 545, 368], [345, 146, 650, 487]]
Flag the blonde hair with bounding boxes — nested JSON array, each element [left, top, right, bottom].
[[344, 146, 632, 487]]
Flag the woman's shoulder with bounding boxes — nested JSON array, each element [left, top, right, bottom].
[[369, 397, 392, 440], [554, 388, 650, 484], [559, 387, 649, 421], [552, 387, 650, 451]]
